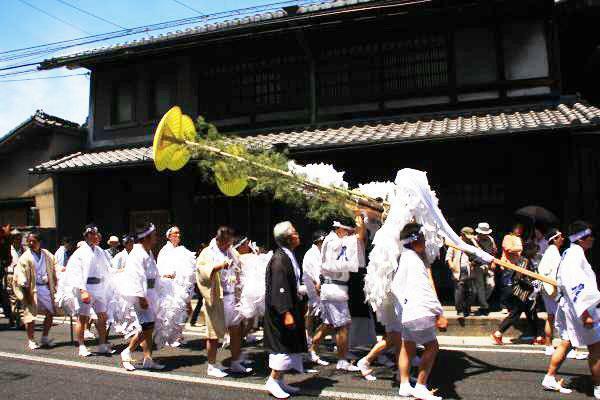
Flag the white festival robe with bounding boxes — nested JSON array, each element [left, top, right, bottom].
[[302, 244, 322, 310], [557, 244, 600, 347], [111, 249, 129, 270], [65, 242, 111, 304], [537, 245, 561, 298], [32, 250, 53, 313], [319, 231, 360, 302], [120, 244, 159, 318], [394, 248, 443, 332]]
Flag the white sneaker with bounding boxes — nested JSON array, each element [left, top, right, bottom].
[[357, 357, 376, 381], [544, 346, 555, 356], [40, 336, 54, 348], [28, 340, 40, 350], [279, 380, 300, 394], [542, 374, 572, 394], [78, 345, 92, 357], [398, 382, 413, 397], [230, 360, 252, 374], [412, 384, 442, 400], [310, 351, 329, 366], [83, 329, 96, 339], [336, 359, 360, 372], [207, 363, 228, 378], [97, 343, 116, 355], [120, 348, 135, 371], [576, 352, 589, 360], [594, 384, 600, 399], [169, 341, 182, 348], [142, 357, 165, 370], [264, 377, 290, 399]]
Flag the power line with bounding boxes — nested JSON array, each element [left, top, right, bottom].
[[17, 0, 93, 35], [54, 0, 127, 29], [171, 0, 204, 16], [0, 72, 89, 83], [1, 0, 313, 70]]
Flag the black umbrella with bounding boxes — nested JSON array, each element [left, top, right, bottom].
[[515, 205, 559, 225]]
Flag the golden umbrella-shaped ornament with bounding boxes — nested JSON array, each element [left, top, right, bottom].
[[152, 106, 196, 171]]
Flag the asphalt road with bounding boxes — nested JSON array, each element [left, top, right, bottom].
[[0, 318, 596, 400]]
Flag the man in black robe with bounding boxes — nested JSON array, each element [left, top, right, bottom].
[[263, 221, 307, 399]]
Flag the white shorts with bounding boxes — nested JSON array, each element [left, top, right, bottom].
[[36, 285, 54, 314], [557, 304, 600, 347], [321, 300, 351, 328], [269, 353, 303, 373], [79, 299, 107, 317], [402, 326, 437, 344], [133, 302, 155, 325], [385, 319, 403, 334], [542, 293, 558, 316], [224, 294, 242, 328]]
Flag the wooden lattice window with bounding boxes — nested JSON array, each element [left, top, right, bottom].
[[381, 33, 448, 94], [199, 55, 307, 119], [317, 32, 448, 107]]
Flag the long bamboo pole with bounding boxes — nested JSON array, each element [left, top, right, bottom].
[[446, 242, 557, 286], [167, 136, 387, 212]]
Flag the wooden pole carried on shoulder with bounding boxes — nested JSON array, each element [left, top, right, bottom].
[[445, 242, 557, 287]]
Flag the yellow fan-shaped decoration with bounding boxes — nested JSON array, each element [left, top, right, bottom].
[[214, 159, 248, 197], [152, 106, 197, 171]]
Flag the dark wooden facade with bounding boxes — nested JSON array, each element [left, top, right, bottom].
[[34, 0, 600, 298]]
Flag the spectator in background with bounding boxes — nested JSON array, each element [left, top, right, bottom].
[[472, 223, 497, 315], [492, 241, 542, 345], [0, 224, 15, 326], [111, 235, 134, 271], [105, 236, 120, 259], [54, 236, 75, 275], [8, 229, 25, 327], [501, 223, 524, 265], [446, 227, 476, 318]]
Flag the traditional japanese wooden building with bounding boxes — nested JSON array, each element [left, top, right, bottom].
[[29, 0, 600, 294]]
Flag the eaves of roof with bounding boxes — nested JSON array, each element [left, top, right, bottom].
[[29, 101, 600, 174], [0, 110, 84, 149], [39, 0, 429, 70]]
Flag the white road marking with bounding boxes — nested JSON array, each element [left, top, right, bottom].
[[0, 351, 397, 400], [441, 346, 544, 355]]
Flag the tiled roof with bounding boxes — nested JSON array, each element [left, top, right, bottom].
[[39, 0, 392, 69], [29, 102, 600, 173], [1, 110, 83, 149]]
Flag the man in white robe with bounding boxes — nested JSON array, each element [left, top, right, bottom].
[[309, 217, 365, 372], [65, 224, 113, 357], [12, 233, 57, 349], [302, 230, 325, 353], [111, 235, 134, 271], [537, 229, 565, 357], [395, 223, 447, 400], [156, 226, 196, 348], [119, 223, 165, 371], [196, 227, 252, 377], [554, 221, 600, 398]]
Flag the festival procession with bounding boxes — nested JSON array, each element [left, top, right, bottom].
[[2, 1, 600, 400]]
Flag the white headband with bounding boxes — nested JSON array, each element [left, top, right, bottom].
[[138, 223, 156, 240], [548, 231, 562, 243], [165, 226, 179, 239], [83, 226, 98, 236], [234, 237, 248, 249], [569, 228, 592, 243], [333, 221, 354, 231]]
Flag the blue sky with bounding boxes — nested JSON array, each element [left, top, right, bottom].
[[0, 0, 290, 137]]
